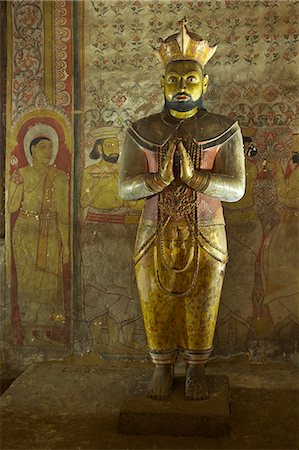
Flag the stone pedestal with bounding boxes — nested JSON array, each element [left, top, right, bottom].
[[118, 375, 231, 437]]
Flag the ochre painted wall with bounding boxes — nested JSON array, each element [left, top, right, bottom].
[[2, 0, 299, 368]]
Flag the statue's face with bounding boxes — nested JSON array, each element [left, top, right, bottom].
[[31, 139, 52, 165], [163, 60, 208, 112]]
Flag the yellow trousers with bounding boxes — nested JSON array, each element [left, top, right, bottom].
[[135, 224, 227, 365]]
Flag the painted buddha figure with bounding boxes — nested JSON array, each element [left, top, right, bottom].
[[119, 22, 245, 400], [8, 124, 69, 343]]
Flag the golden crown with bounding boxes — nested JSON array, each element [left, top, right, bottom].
[[155, 20, 217, 68]]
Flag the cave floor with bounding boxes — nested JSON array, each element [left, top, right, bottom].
[[1, 355, 298, 450]]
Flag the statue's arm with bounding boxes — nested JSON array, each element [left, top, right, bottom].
[[187, 129, 246, 202], [119, 132, 173, 201]]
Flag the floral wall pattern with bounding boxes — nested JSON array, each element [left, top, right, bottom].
[[82, 0, 299, 359], [2, 0, 298, 367]]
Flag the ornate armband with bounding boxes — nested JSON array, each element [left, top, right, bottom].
[[145, 173, 169, 193], [187, 170, 211, 192]]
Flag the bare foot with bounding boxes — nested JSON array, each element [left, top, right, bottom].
[[185, 364, 209, 400], [147, 364, 174, 400]]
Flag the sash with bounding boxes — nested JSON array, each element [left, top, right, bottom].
[[36, 167, 57, 273]]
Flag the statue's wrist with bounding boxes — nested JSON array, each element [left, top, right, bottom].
[[145, 173, 169, 193], [185, 170, 211, 192]]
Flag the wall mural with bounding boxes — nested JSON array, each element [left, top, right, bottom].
[[9, 115, 72, 346], [6, 1, 74, 350], [4, 0, 298, 361], [82, 0, 299, 359], [80, 126, 145, 355]]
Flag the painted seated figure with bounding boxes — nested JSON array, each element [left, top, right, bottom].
[[119, 22, 245, 400]]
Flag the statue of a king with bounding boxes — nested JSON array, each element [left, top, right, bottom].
[[119, 22, 246, 400]]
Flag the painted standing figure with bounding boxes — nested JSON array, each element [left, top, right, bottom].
[[8, 124, 69, 344], [119, 23, 245, 400]]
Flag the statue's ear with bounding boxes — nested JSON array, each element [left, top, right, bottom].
[[161, 76, 165, 90], [203, 74, 209, 94]]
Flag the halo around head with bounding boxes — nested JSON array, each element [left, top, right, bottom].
[[23, 123, 59, 166]]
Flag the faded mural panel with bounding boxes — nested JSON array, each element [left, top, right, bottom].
[[3, 0, 298, 365], [5, 0, 74, 354], [82, 0, 299, 359]]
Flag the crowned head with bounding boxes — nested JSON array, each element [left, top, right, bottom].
[[156, 21, 216, 118], [156, 20, 217, 69]]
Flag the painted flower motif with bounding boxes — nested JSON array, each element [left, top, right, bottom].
[[91, 1, 109, 16], [244, 15, 260, 27], [12, 79, 20, 92], [93, 32, 108, 52], [224, 34, 240, 45], [149, 2, 162, 14], [149, 91, 163, 105], [17, 5, 41, 27], [131, 0, 143, 14], [226, 13, 241, 29], [206, 31, 219, 45], [205, 18, 222, 30], [208, 53, 221, 66], [256, 130, 285, 156], [282, 84, 299, 101], [112, 18, 125, 35], [20, 87, 35, 105], [243, 85, 259, 103], [225, 0, 241, 9], [245, 29, 260, 46], [169, 1, 184, 14], [187, 1, 204, 11], [111, 1, 127, 16], [262, 86, 279, 102], [92, 92, 110, 109], [264, 7, 280, 30], [111, 38, 126, 52], [111, 92, 127, 107], [284, 12, 298, 25], [131, 35, 142, 51], [244, 52, 260, 65], [224, 87, 241, 102], [131, 18, 143, 34], [225, 48, 240, 66]]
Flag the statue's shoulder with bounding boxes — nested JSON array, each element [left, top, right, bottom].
[[205, 111, 236, 129], [185, 110, 239, 145], [127, 110, 239, 151], [131, 112, 164, 131], [193, 111, 237, 137], [128, 112, 174, 150]]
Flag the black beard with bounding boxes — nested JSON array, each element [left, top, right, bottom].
[[102, 151, 119, 164], [164, 96, 204, 112]]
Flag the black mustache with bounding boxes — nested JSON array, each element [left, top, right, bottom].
[[164, 96, 204, 112]]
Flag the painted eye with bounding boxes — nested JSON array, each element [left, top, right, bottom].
[[167, 77, 178, 84], [187, 76, 198, 82]]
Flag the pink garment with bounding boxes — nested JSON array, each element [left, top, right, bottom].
[[142, 145, 224, 225]]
